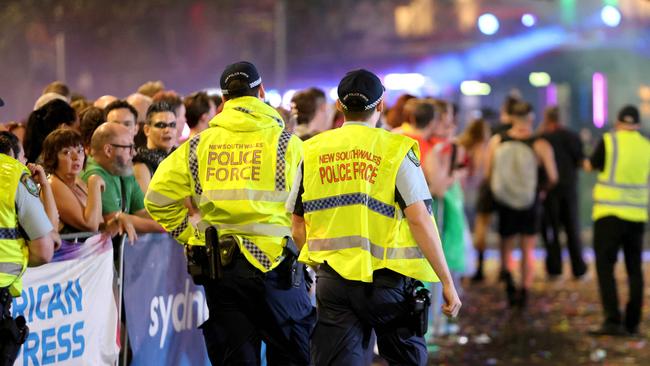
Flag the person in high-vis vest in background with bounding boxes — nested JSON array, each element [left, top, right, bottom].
[[0, 130, 58, 364], [289, 70, 461, 366], [144, 61, 314, 365], [588, 105, 650, 337]]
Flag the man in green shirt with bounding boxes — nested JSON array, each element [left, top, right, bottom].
[[81, 122, 161, 239]]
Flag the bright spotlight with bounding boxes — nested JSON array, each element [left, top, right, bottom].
[[329, 87, 339, 101], [521, 13, 537, 27], [384, 73, 426, 90], [529, 72, 551, 87], [265, 89, 282, 108], [282, 89, 297, 109], [601, 6, 621, 27], [478, 13, 499, 35], [460, 81, 491, 96]]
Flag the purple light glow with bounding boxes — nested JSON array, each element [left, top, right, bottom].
[[546, 84, 557, 106], [593, 73, 607, 128]]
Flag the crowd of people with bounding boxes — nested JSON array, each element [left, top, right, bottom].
[[0, 61, 648, 365]]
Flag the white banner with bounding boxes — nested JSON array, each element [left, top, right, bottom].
[[11, 235, 119, 366]]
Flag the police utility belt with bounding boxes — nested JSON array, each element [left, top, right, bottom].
[[184, 227, 304, 289]]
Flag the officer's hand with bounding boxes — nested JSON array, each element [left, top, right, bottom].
[[441, 284, 461, 318], [27, 163, 47, 186]]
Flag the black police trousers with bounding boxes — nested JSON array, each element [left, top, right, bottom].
[[312, 264, 427, 366], [0, 291, 20, 366], [201, 255, 315, 366], [593, 216, 646, 333]]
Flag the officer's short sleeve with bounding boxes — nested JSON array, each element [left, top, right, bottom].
[[395, 153, 432, 209], [15, 182, 53, 240]]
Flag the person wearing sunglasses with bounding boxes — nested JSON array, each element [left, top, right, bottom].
[[133, 101, 178, 193]]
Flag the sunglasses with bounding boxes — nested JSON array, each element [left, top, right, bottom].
[[110, 143, 135, 153], [151, 121, 177, 129]]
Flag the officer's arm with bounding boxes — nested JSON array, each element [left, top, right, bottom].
[[27, 235, 54, 266], [16, 181, 56, 266], [144, 143, 195, 243], [397, 151, 461, 317], [404, 201, 460, 317]]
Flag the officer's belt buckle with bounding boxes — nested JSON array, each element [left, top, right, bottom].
[[219, 235, 239, 267]]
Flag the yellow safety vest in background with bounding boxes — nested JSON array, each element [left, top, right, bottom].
[[0, 154, 30, 296], [145, 96, 302, 272], [593, 130, 650, 222], [299, 124, 438, 283]]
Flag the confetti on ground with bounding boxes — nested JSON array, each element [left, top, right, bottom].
[[424, 258, 650, 366]]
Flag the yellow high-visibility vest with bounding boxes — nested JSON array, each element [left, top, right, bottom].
[[146, 96, 303, 272], [299, 123, 438, 282], [0, 154, 30, 296], [593, 130, 650, 222]]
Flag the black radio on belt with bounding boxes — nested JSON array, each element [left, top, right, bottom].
[[185, 227, 221, 285], [408, 282, 431, 337]]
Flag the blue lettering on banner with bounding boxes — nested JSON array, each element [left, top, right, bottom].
[[21, 322, 85, 366], [148, 278, 208, 348], [12, 278, 86, 366], [13, 279, 83, 322]]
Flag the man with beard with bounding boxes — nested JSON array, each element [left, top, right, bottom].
[[82, 122, 161, 235]]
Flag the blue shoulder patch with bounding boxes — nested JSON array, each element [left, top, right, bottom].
[[20, 173, 39, 197]]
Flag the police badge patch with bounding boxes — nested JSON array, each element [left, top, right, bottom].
[[20, 173, 40, 197], [407, 149, 420, 167]]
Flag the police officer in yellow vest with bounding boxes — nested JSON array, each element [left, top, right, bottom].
[[144, 62, 315, 365], [588, 105, 650, 336], [288, 70, 461, 365], [1, 131, 57, 364]]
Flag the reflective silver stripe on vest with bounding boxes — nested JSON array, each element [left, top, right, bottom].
[[596, 181, 649, 190], [308, 236, 425, 260], [386, 246, 425, 260], [308, 236, 384, 259], [145, 190, 179, 206], [241, 237, 273, 269], [275, 131, 292, 191], [0, 262, 23, 276], [200, 189, 289, 203], [593, 200, 648, 209], [303, 193, 396, 218], [196, 220, 291, 238], [189, 135, 203, 196], [0, 228, 21, 239], [170, 215, 190, 239], [608, 133, 618, 184]]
